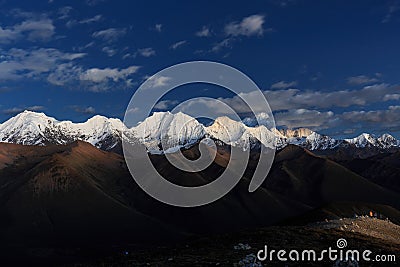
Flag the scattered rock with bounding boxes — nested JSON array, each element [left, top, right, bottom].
[[234, 243, 251, 250], [237, 253, 262, 267]]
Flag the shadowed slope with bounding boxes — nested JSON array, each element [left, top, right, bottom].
[[0, 141, 181, 248], [262, 145, 400, 209], [336, 151, 400, 193], [0, 141, 399, 266]]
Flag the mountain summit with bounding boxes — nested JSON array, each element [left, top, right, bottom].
[[0, 110, 125, 151], [0, 110, 399, 153]]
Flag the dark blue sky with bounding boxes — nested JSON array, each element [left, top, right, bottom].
[[0, 0, 399, 138]]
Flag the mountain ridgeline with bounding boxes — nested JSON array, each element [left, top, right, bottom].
[[0, 110, 399, 155]]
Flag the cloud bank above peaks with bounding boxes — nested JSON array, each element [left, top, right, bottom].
[[262, 83, 398, 111], [157, 82, 400, 134]]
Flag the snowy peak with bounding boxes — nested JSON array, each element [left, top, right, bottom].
[[0, 111, 60, 145], [279, 128, 314, 138], [0, 110, 399, 153], [206, 116, 247, 144], [0, 111, 125, 150], [345, 133, 377, 148], [305, 132, 340, 150], [273, 128, 341, 150], [133, 112, 204, 140], [206, 116, 276, 149], [130, 112, 206, 153], [345, 133, 399, 149], [1, 110, 57, 129], [378, 133, 399, 147]]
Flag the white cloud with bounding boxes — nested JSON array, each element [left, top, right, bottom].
[[154, 100, 178, 110], [225, 14, 265, 37], [92, 28, 126, 42], [341, 106, 400, 124], [149, 84, 400, 134], [47, 62, 82, 86], [3, 105, 45, 115], [72, 106, 96, 114], [347, 75, 379, 85], [80, 14, 103, 24], [126, 107, 139, 115], [212, 14, 268, 53], [211, 38, 233, 52], [79, 66, 140, 83], [0, 48, 85, 80], [382, 2, 400, 23], [0, 45, 138, 92], [102, 46, 117, 57], [274, 109, 336, 130], [45, 60, 140, 92], [209, 83, 400, 113], [340, 106, 400, 132], [9, 9, 39, 19], [196, 26, 211, 37], [172, 98, 242, 119], [250, 106, 400, 133], [14, 19, 55, 42], [155, 24, 162, 32], [170, 40, 187, 50], [252, 106, 400, 133], [122, 53, 134, 60], [243, 112, 271, 126], [0, 26, 19, 43], [143, 75, 171, 89], [66, 14, 103, 28], [85, 0, 106, 6], [137, 47, 156, 57], [271, 80, 297, 89], [65, 20, 76, 28], [0, 18, 55, 43], [57, 6, 73, 20], [383, 94, 400, 101]]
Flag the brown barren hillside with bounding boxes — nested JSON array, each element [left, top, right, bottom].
[[0, 141, 399, 266]]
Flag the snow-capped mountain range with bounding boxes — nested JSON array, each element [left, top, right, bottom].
[[0, 110, 399, 153]]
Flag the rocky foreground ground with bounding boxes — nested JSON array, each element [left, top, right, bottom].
[[66, 217, 399, 267]]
